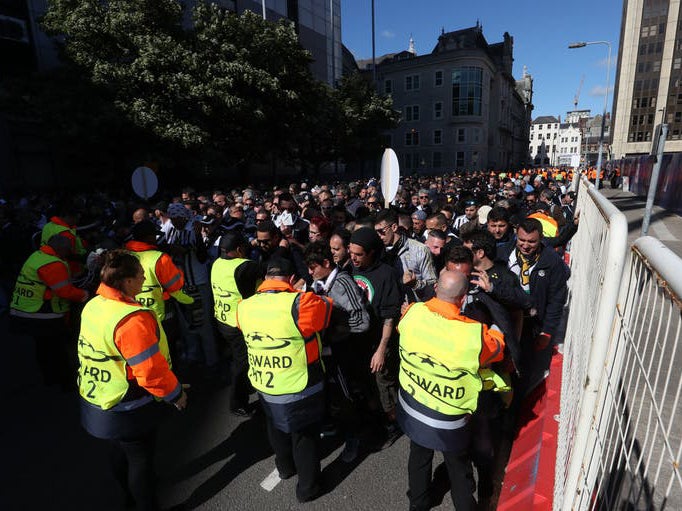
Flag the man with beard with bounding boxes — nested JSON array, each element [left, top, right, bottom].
[[497, 218, 569, 394]]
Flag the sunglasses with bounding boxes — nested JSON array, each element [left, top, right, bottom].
[[375, 224, 394, 236]]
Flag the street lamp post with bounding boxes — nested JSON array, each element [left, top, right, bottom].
[[569, 40, 612, 189], [371, 0, 376, 83]]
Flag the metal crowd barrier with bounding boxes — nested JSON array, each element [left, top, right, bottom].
[[553, 176, 682, 510], [553, 176, 629, 509]]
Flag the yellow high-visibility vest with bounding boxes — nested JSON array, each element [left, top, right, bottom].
[[78, 297, 171, 410]]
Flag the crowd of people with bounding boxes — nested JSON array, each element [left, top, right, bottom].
[[3, 167, 580, 510]]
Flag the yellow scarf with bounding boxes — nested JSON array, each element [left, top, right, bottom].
[[516, 249, 540, 289]]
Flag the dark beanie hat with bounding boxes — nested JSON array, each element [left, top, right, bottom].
[[350, 227, 381, 252]]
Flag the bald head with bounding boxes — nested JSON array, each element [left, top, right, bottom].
[[435, 270, 469, 303], [132, 208, 148, 224]]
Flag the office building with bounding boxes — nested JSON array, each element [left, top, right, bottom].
[[612, 0, 682, 157]]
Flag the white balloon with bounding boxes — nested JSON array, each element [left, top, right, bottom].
[[380, 148, 400, 208]]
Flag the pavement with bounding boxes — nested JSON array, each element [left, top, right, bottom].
[[599, 185, 682, 257]]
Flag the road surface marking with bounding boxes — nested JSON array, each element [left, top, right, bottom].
[[260, 468, 281, 492]]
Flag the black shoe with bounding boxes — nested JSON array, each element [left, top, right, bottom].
[[381, 423, 402, 450], [278, 469, 296, 480], [230, 406, 254, 418], [296, 483, 321, 503]]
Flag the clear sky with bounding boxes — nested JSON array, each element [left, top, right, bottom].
[[340, 0, 623, 121]]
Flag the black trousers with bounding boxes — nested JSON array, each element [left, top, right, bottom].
[[265, 418, 321, 502], [11, 316, 74, 388], [407, 440, 476, 511], [216, 322, 251, 410], [109, 432, 158, 511]]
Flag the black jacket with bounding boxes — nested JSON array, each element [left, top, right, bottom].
[[352, 259, 402, 347], [497, 242, 569, 337], [487, 261, 533, 311]]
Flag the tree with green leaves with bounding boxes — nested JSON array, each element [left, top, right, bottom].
[[28, 1, 398, 181], [42, 1, 318, 170], [335, 72, 400, 166]]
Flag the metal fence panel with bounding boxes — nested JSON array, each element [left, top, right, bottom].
[[556, 174, 682, 510], [555, 176, 629, 510], [576, 238, 682, 510]]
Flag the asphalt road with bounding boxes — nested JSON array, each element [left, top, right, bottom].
[[2, 315, 461, 511]]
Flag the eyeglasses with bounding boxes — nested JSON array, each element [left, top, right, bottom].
[[419, 196, 429, 199], [257, 238, 272, 245], [375, 224, 394, 236], [367, 201, 379, 206]]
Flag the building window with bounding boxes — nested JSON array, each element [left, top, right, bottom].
[[530, 134, 534, 140], [433, 101, 443, 119], [434, 70, 443, 87], [433, 129, 442, 145], [384, 79, 392, 94], [404, 105, 420, 122], [405, 130, 420, 146], [456, 151, 465, 167], [452, 67, 483, 116], [432, 152, 442, 168], [405, 74, 420, 91], [674, 57, 682, 70], [472, 127, 481, 143], [457, 128, 466, 142]]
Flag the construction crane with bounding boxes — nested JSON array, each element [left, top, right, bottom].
[[574, 74, 585, 110]]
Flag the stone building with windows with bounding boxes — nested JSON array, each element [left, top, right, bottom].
[[362, 24, 533, 173], [529, 110, 611, 167], [529, 116, 561, 166]]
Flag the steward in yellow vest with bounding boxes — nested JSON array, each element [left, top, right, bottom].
[[10, 235, 89, 388], [77, 250, 186, 510], [211, 232, 262, 415], [40, 206, 87, 276], [125, 220, 192, 322], [237, 257, 332, 503], [397, 271, 505, 511], [528, 209, 559, 238]]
